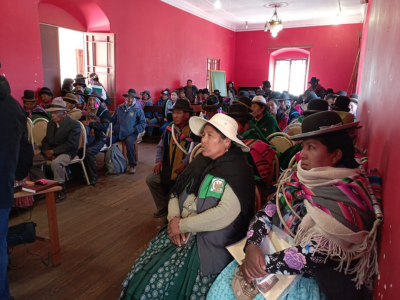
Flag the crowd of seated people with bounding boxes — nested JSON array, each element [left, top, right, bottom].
[[15, 70, 374, 300]]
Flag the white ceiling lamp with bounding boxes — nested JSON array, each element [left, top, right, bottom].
[[266, 4, 283, 37], [214, 0, 221, 9]]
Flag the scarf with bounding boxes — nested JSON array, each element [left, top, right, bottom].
[[170, 147, 255, 231], [167, 123, 192, 180], [274, 161, 379, 290], [243, 139, 276, 183]]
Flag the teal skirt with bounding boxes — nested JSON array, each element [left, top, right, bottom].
[[120, 228, 218, 300], [206, 260, 328, 300]]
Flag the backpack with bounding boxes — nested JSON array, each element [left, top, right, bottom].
[[105, 144, 128, 175]]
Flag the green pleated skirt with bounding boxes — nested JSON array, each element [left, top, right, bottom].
[[119, 228, 218, 300]]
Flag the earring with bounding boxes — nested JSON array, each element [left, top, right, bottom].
[[225, 148, 228, 153]]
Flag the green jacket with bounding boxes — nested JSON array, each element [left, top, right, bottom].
[[250, 113, 281, 139], [242, 124, 268, 144]]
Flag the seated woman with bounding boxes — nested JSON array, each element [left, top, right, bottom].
[[207, 111, 379, 300], [120, 114, 256, 300]]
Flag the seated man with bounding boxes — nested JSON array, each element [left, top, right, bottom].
[[146, 99, 200, 218], [279, 93, 299, 124], [81, 92, 111, 185], [202, 95, 223, 119], [111, 89, 146, 174], [30, 98, 81, 202], [140, 90, 158, 136], [268, 99, 288, 131], [22, 90, 49, 121], [178, 87, 190, 102], [63, 93, 82, 121]]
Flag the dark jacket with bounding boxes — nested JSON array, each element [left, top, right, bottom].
[[41, 115, 81, 159], [88, 106, 111, 140], [183, 85, 199, 104], [0, 76, 33, 209]]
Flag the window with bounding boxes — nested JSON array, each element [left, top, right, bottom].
[[274, 59, 307, 95], [207, 58, 220, 90]]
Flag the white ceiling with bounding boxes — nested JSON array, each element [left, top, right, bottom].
[[161, 0, 366, 31]]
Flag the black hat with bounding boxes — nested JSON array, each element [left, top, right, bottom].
[[73, 79, 86, 87], [334, 90, 347, 97], [62, 93, 79, 104], [227, 81, 234, 86], [123, 89, 140, 99], [349, 93, 358, 104], [22, 90, 37, 102], [38, 87, 53, 97], [326, 88, 334, 94], [173, 99, 194, 113], [197, 89, 203, 94], [202, 88, 210, 95], [213, 90, 220, 95], [238, 91, 249, 98], [270, 91, 281, 99], [140, 90, 151, 97], [75, 74, 87, 79], [291, 111, 360, 141], [256, 89, 266, 96], [202, 95, 223, 112], [304, 91, 320, 103], [249, 94, 255, 100], [161, 89, 170, 96], [234, 96, 253, 112], [308, 77, 320, 84], [331, 96, 351, 112], [303, 99, 329, 116], [227, 103, 253, 120], [279, 92, 290, 100], [262, 80, 271, 88], [86, 90, 104, 102]]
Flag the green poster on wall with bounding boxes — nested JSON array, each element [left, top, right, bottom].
[[210, 71, 227, 97]]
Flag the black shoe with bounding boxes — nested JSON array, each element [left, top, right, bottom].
[[153, 208, 168, 218], [55, 190, 67, 203], [89, 178, 97, 185]]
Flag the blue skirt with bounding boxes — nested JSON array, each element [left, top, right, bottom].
[[206, 261, 328, 300]]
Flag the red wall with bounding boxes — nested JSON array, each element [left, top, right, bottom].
[[357, 0, 400, 298], [94, 0, 235, 105], [234, 24, 362, 93], [0, 0, 44, 104], [39, 3, 86, 32]]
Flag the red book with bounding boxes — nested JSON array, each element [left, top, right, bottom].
[[22, 180, 60, 193]]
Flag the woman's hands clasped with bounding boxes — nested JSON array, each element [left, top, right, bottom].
[[167, 217, 186, 247]]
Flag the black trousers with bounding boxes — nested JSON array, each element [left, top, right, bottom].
[[84, 138, 105, 182]]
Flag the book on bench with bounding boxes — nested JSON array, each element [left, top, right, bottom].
[[22, 180, 60, 193]]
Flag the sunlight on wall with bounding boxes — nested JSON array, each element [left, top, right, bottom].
[[58, 27, 84, 83]]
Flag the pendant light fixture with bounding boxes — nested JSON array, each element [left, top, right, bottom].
[[265, 5, 283, 37], [214, 0, 221, 9]]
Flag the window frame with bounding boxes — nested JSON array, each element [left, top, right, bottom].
[[274, 58, 308, 94]]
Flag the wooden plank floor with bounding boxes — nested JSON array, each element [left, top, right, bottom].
[[8, 142, 165, 300]]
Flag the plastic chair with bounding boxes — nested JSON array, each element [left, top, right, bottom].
[[32, 118, 49, 148], [27, 118, 33, 147], [284, 123, 302, 136], [288, 154, 297, 169], [100, 123, 112, 152], [266, 132, 294, 153], [67, 121, 90, 185]]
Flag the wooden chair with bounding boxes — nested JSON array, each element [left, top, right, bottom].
[[67, 121, 90, 185], [267, 132, 294, 153], [32, 118, 49, 154], [288, 154, 298, 169], [284, 123, 302, 136]]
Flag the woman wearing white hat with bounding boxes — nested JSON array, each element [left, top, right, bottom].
[[120, 114, 256, 300], [250, 95, 281, 138]]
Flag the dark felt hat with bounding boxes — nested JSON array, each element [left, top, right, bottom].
[[227, 103, 253, 120], [270, 91, 281, 99], [73, 79, 86, 87], [86, 90, 104, 102], [326, 88, 334, 95], [303, 99, 329, 116], [331, 96, 351, 112], [75, 74, 87, 79], [62, 93, 79, 104], [256, 89, 266, 96], [349, 93, 359, 104], [202, 95, 223, 112], [123, 89, 140, 99], [202, 88, 210, 95], [38, 87, 53, 97], [173, 99, 194, 113], [140, 90, 151, 97], [197, 89, 203, 94], [238, 91, 249, 98], [262, 80, 271, 88], [89, 72, 98, 80], [227, 81, 234, 86], [308, 77, 320, 84], [279, 92, 290, 100], [291, 111, 360, 141], [304, 91, 320, 103], [334, 90, 347, 97], [22, 90, 37, 102], [213, 89, 221, 95], [234, 96, 253, 112]]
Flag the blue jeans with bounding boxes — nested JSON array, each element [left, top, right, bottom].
[[159, 121, 168, 133], [146, 118, 159, 136], [0, 208, 11, 300]]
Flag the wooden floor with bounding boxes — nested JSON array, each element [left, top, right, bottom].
[[8, 142, 165, 300]]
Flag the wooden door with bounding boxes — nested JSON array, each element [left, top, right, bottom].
[[85, 33, 116, 110], [40, 24, 61, 97]]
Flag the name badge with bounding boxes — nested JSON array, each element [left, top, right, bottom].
[[130, 112, 135, 117], [210, 178, 225, 194]]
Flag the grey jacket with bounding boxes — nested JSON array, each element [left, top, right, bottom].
[[41, 115, 81, 159]]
